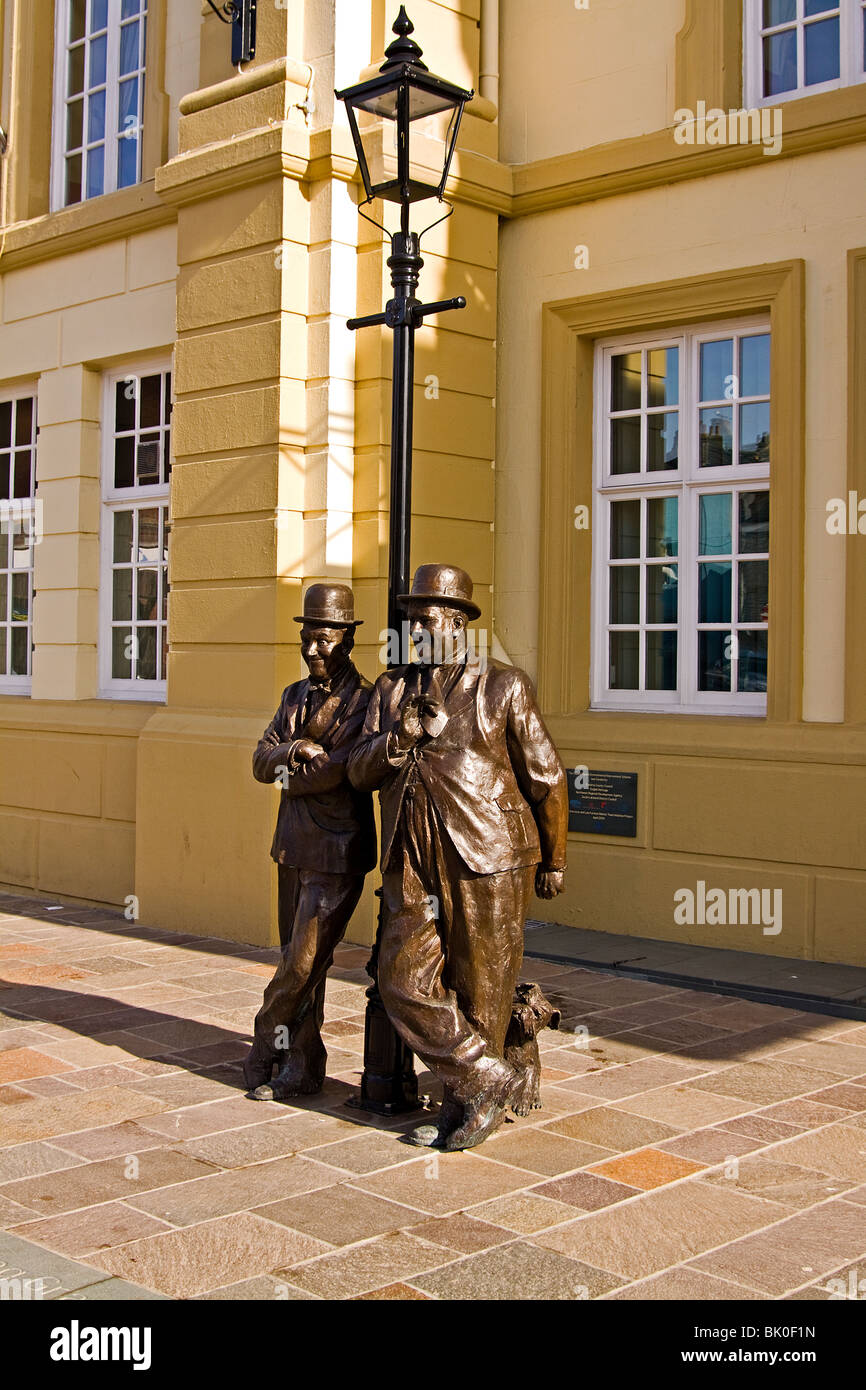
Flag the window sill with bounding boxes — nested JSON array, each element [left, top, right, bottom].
[[0, 182, 174, 273]]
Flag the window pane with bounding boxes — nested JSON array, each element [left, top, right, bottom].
[[15, 398, 33, 446], [137, 628, 157, 681], [122, 0, 142, 17], [112, 627, 132, 679], [0, 454, 9, 501], [69, 0, 87, 41], [138, 508, 159, 554], [739, 560, 769, 623], [118, 75, 139, 130], [739, 491, 770, 554], [68, 44, 85, 97], [610, 632, 639, 690], [90, 33, 107, 87], [611, 353, 641, 411], [67, 98, 84, 150], [700, 339, 733, 402], [700, 407, 733, 468], [118, 132, 138, 188], [764, 0, 795, 23], [0, 573, 6, 619], [120, 21, 140, 76], [764, 29, 798, 94], [0, 635, 6, 677], [10, 626, 28, 676], [115, 377, 136, 432], [647, 497, 678, 558], [610, 567, 640, 625], [13, 453, 33, 499], [740, 334, 770, 397], [140, 375, 161, 429], [137, 436, 160, 485], [164, 375, 172, 422], [87, 88, 106, 145], [0, 402, 11, 448], [804, 16, 840, 84], [86, 143, 105, 199], [12, 531, 33, 570], [740, 402, 770, 465], [647, 412, 679, 472], [112, 567, 132, 621], [647, 349, 679, 407], [700, 493, 732, 556], [11, 572, 29, 622], [738, 631, 768, 693], [611, 499, 640, 559], [611, 417, 641, 475], [137, 570, 158, 623], [699, 631, 731, 692], [804, 0, 837, 15], [65, 153, 83, 205], [92, 0, 109, 29], [114, 436, 135, 488], [646, 632, 677, 692], [647, 564, 678, 623], [699, 562, 732, 623], [113, 510, 134, 563]]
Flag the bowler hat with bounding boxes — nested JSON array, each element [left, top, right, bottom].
[[294, 583, 362, 627], [398, 563, 481, 620]]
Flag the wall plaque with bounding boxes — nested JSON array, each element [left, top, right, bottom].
[[568, 770, 638, 838]]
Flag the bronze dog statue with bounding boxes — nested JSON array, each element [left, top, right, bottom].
[[504, 982, 561, 1116]]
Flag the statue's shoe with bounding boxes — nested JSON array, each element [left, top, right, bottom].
[[443, 1059, 519, 1152], [242, 1038, 284, 1092], [405, 1093, 463, 1148], [247, 1056, 326, 1102]]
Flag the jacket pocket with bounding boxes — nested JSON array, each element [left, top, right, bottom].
[[497, 793, 528, 812]]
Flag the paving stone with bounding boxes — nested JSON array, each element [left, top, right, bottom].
[[403, 1213, 512, 1254], [767, 1122, 866, 1183], [0, 1049, 76, 1085], [477, 1125, 610, 1177], [616, 1085, 755, 1129], [1, 1147, 220, 1215], [530, 1171, 642, 1212], [587, 1148, 705, 1190], [414, 1239, 627, 1301], [129, 1155, 343, 1227], [690, 1059, 843, 1106], [701, 1154, 854, 1208], [467, 1191, 582, 1234], [544, 1105, 679, 1152], [534, 1181, 789, 1280], [688, 1197, 866, 1295], [192, 1274, 317, 1300], [283, 1231, 454, 1299], [11, 1202, 173, 1256], [93, 1212, 331, 1299], [253, 1183, 427, 1246], [605, 1267, 769, 1300], [351, 1152, 540, 1218]]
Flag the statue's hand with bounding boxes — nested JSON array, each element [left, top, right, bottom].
[[535, 868, 565, 900], [395, 696, 425, 751], [294, 739, 325, 764]]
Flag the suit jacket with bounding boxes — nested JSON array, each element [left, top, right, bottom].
[[253, 662, 376, 875], [347, 653, 568, 876]]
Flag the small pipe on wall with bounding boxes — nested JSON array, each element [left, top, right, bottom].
[[480, 0, 499, 111]]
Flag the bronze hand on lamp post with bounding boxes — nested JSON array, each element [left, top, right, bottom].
[[336, 7, 473, 1114]]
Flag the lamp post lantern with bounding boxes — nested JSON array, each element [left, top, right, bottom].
[[336, 7, 473, 1114]]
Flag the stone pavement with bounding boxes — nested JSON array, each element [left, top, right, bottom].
[[1, 891, 865, 1301]]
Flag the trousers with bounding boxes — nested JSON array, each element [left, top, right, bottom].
[[253, 863, 364, 1069], [377, 783, 534, 1102]]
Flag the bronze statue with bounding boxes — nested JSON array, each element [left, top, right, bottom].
[[244, 584, 376, 1101], [348, 564, 568, 1150]]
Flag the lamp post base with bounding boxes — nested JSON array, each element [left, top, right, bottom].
[[345, 984, 421, 1116]]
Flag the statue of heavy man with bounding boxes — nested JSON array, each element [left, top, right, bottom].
[[348, 564, 568, 1150], [244, 584, 376, 1102]]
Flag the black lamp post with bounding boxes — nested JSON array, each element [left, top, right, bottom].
[[336, 7, 473, 1114]]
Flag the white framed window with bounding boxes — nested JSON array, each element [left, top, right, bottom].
[[0, 390, 39, 694], [99, 363, 171, 701], [52, 0, 148, 211], [744, 0, 866, 105], [592, 320, 771, 716]]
